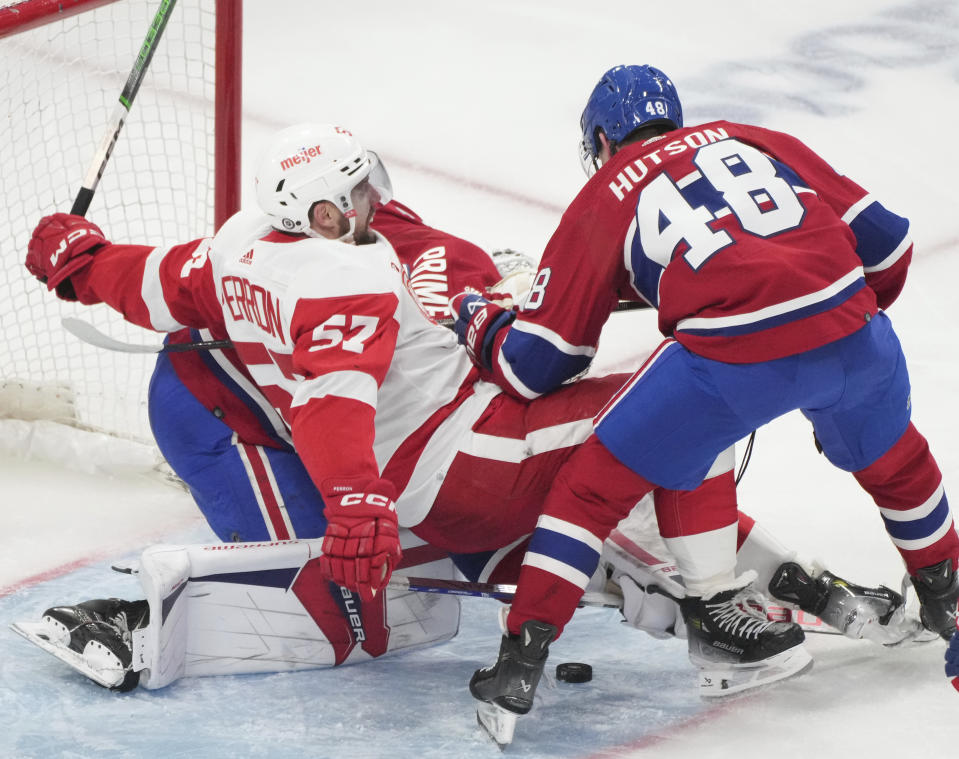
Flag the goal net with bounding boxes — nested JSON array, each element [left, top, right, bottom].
[[0, 0, 240, 444]]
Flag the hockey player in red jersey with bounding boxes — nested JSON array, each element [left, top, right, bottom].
[[22, 124, 929, 744], [451, 64, 959, 704]]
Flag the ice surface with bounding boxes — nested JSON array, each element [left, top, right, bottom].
[[2, 0, 958, 755]]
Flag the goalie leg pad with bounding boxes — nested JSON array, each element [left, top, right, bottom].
[[618, 576, 684, 640], [136, 535, 461, 689], [600, 522, 687, 639]]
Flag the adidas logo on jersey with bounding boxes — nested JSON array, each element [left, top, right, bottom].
[[239, 249, 254, 265]]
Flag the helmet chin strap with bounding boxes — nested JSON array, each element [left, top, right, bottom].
[[338, 207, 359, 241]]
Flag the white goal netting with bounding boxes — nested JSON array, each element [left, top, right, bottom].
[[0, 0, 224, 443]]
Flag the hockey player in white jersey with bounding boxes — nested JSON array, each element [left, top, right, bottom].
[[20, 124, 928, 743]]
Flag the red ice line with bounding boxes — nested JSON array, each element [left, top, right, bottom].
[[0, 551, 115, 599]]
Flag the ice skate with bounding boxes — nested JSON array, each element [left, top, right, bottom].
[[910, 559, 959, 640], [681, 572, 811, 697], [769, 561, 924, 645], [11, 598, 149, 692], [469, 618, 557, 747]]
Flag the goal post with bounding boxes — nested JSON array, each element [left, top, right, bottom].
[[0, 0, 241, 443]]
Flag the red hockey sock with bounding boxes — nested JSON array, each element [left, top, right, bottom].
[[854, 423, 958, 574], [507, 435, 654, 637]]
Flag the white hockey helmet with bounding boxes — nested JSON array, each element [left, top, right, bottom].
[[254, 123, 392, 237]]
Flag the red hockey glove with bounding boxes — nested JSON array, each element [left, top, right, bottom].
[[448, 291, 516, 371], [25, 213, 108, 301], [320, 478, 402, 602]]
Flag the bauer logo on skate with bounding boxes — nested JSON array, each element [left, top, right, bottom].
[[279, 144, 323, 171], [220, 275, 286, 343]]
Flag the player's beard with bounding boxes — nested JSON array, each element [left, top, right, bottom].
[[353, 207, 377, 245]]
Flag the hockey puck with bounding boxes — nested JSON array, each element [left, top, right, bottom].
[[555, 662, 592, 683]]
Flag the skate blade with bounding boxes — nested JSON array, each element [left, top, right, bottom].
[[861, 616, 926, 646], [475, 701, 517, 749], [885, 625, 941, 646], [697, 644, 813, 698], [10, 620, 126, 690]]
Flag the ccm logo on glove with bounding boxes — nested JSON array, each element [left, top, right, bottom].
[[25, 213, 108, 300], [50, 229, 95, 267], [320, 478, 402, 602], [340, 493, 395, 509]]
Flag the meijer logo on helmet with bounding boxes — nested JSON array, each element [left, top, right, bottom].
[[280, 144, 323, 172]]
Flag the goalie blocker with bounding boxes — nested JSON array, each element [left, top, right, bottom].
[[13, 533, 460, 691]]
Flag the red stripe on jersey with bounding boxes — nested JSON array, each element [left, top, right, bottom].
[[380, 369, 480, 494], [232, 340, 295, 380], [676, 287, 877, 363], [232, 340, 273, 365], [166, 334, 287, 450], [268, 350, 295, 380], [472, 373, 628, 439]]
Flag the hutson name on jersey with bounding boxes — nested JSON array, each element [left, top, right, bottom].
[[607, 127, 730, 201]]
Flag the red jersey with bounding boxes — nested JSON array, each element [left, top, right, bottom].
[[486, 121, 913, 398]]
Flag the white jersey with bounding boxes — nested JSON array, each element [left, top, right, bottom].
[[83, 209, 503, 525]]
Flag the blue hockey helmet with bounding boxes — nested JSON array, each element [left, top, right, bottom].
[[579, 65, 683, 176]]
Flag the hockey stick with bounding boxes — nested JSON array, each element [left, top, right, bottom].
[[63, 294, 652, 353], [387, 575, 624, 608], [71, 0, 179, 216], [436, 298, 651, 329], [61, 317, 231, 354], [388, 575, 848, 635]]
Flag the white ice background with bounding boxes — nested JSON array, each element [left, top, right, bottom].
[[1, 0, 958, 756]]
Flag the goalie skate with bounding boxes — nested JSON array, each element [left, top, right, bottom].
[[769, 561, 925, 645], [11, 598, 148, 692]]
